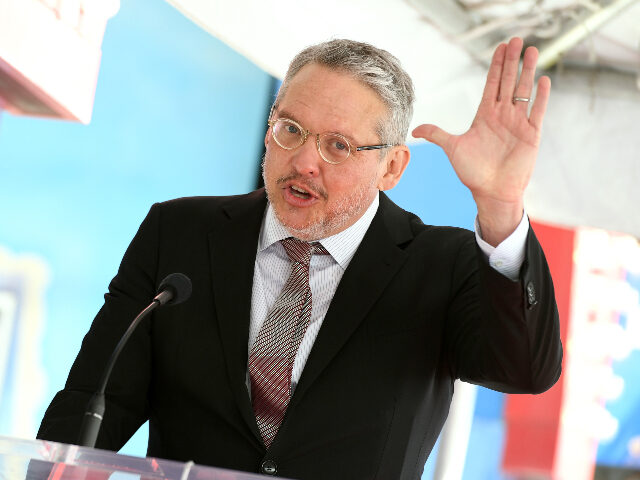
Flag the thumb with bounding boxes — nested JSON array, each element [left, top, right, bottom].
[[411, 124, 453, 152]]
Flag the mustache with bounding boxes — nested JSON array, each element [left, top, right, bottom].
[[276, 173, 329, 201]]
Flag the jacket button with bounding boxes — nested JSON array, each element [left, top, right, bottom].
[[260, 460, 278, 475], [526, 281, 538, 309]]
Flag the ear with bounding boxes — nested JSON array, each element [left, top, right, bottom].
[[377, 145, 410, 191], [265, 126, 271, 149]]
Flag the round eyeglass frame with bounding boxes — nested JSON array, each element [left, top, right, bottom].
[[267, 117, 394, 165]]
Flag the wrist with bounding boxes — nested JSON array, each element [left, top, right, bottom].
[[474, 195, 524, 247]]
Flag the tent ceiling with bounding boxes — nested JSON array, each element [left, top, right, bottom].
[[409, 0, 640, 72]]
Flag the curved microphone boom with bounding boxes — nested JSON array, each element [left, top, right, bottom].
[[78, 273, 192, 448]]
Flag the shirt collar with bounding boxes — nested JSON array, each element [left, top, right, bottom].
[[259, 193, 380, 270]]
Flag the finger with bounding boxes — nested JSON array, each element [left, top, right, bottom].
[[480, 43, 507, 105], [529, 75, 551, 130], [412, 124, 454, 152], [513, 46, 539, 113], [498, 37, 524, 103]]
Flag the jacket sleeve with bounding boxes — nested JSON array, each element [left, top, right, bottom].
[[445, 227, 563, 394], [37, 203, 163, 450]]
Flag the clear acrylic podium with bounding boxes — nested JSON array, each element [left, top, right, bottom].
[[0, 435, 290, 479]]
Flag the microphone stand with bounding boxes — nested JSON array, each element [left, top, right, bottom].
[[77, 300, 160, 448], [77, 273, 191, 448]]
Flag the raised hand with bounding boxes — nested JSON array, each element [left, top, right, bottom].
[[412, 37, 550, 245]]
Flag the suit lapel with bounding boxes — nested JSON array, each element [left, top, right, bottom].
[[208, 189, 267, 445], [289, 193, 414, 410]]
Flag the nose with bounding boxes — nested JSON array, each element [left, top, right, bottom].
[[290, 135, 322, 177]]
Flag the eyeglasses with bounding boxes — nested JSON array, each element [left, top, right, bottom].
[[267, 117, 394, 165]]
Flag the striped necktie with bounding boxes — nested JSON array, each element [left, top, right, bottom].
[[249, 237, 328, 448]]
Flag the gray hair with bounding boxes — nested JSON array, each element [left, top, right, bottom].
[[273, 39, 415, 147]]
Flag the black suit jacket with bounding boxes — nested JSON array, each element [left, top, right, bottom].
[[38, 189, 562, 480]]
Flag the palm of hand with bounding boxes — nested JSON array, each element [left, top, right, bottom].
[[447, 100, 541, 204], [412, 38, 550, 207]]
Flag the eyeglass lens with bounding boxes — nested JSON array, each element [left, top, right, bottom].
[[272, 119, 351, 164]]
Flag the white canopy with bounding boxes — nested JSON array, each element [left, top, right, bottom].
[[167, 0, 640, 238]]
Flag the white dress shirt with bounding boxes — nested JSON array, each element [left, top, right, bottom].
[[248, 193, 529, 391]]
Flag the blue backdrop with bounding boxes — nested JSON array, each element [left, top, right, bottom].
[[0, 0, 272, 454]]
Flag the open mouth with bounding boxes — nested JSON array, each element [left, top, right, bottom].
[[289, 184, 313, 200]]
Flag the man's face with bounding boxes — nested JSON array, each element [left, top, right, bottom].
[[263, 63, 389, 241]]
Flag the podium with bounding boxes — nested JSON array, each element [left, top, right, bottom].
[[0, 435, 290, 479]]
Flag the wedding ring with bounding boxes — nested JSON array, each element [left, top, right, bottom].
[[512, 96, 530, 103]]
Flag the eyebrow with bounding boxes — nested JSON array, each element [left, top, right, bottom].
[[275, 109, 363, 146]]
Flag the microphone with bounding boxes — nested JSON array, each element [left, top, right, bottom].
[[77, 273, 192, 448], [154, 273, 192, 306]]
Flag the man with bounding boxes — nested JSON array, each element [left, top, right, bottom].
[[38, 38, 562, 479]]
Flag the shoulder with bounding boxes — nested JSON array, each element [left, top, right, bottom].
[[154, 189, 265, 213], [147, 189, 266, 224], [378, 192, 474, 254]]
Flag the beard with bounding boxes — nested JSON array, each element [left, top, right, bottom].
[[262, 155, 378, 241]]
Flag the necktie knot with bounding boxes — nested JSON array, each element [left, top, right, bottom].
[[280, 237, 329, 266]]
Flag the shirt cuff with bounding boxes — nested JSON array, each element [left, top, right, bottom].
[[474, 212, 529, 281]]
